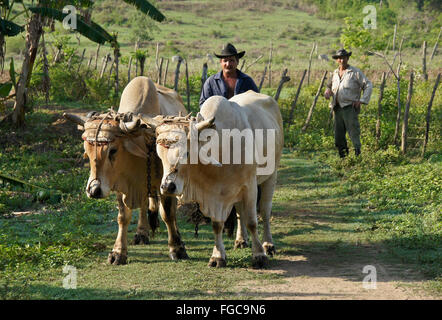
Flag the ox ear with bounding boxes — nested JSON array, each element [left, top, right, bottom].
[[137, 113, 162, 136], [63, 113, 87, 130], [195, 116, 216, 132], [123, 136, 148, 158]]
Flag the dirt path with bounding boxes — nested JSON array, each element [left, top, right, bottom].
[[236, 251, 435, 300], [233, 157, 439, 300]]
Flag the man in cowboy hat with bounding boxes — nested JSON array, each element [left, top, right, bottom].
[[199, 43, 259, 106], [324, 48, 372, 158]]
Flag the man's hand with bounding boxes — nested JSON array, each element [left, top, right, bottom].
[[324, 88, 332, 100], [352, 101, 362, 113]]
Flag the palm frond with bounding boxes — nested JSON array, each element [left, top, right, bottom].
[[0, 0, 10, 9], [28, 7, 114, 45], [123, 0, 165, 22], [0, 18, 24, 37]]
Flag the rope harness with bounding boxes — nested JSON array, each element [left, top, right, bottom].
[[82, 110, 156, 199]]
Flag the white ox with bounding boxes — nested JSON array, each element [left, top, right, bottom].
[[64, 76, 189, 265], [139, 91, 283, 268]]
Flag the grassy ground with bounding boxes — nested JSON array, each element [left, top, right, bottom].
[[0, 106, 440, 299], [0, 0, 440, 300], [4, 0, 442, 86]]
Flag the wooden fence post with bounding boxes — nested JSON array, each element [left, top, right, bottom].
[[185, 59, 190, 112], [307, 42, 316, 85], [302, 70, 327, 132], [87, 55, 93, 70], [128, 56, 133, 83], [258, 66, 267, 91], [163, 58, 169, 86], [108, 62, 114, 87], [401, 71, 414, 154], [94, 44, 100, 70], [376, 72, 386, 143], [134, 40, 139, 77], [274, 68, 290, 101], [155, 42, 160, 79], [201, 62, 208, 95], [393, 63, 402, 145], [174, 56, 183, 92], [77, 48, 86, 73], [392, 24, 397, 52], [157, 57, 164, 84], [267, 41, 273, 87], [430, 27, 441, 61], [422, 73, 441, 157], [100, 53, 110, 79], [422, 41, 428, 81], [288, 69, 307, 124]]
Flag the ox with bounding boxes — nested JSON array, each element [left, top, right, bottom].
[[137, 91, 284, 268], [64, 76, 189, 265]]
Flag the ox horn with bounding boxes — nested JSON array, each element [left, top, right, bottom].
[[120, 117, 141, 133], [63, 113, 88, 126], [137, 113, 162, 130], [195, 116, 216, 131]]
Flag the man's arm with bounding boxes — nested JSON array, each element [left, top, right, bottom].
[[357, 70, 373, 105], [199, 79, 213, 107]]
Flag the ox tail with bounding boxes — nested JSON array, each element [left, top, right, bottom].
[[148, 210, 160, 237]]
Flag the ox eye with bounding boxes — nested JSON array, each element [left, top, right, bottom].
[[109, 148, 117, 160]]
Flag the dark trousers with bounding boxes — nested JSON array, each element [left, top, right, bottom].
[[333, 104, 361, 154]]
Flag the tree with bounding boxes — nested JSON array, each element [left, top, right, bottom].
[[10, 0, 165, 127]]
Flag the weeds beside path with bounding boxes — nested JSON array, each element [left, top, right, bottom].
[[0, 109, 439, 299], [235, 154, 439, 299]]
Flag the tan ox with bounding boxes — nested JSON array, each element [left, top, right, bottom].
[[137, 91, 283, 268], [64, 76, 189, 265]]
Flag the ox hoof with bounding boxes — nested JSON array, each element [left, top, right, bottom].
[[208, 257, 227, 268], [263, 243, 276, 256], [252, 255, 269, 269], [234, 240, 249, 249], [169, 247, 189, 261], [133, 232, 150, 245], [107, 252, 127, 265]]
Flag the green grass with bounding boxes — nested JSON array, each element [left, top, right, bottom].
[[1, 110, 440, 298], [1, 0, 441, 299], [5, 0, 442, 88]]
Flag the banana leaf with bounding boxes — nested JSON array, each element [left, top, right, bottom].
[[0, 82, 12, 98], [123, 0, 165, 22], [0, 18, 24, 37], [29, 6, 114, 45]]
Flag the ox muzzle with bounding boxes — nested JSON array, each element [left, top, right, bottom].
[[87, 179, 103, 199], [160, 172, 180, 196]]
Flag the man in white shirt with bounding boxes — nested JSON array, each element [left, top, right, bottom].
[[325, 49, 373, 157]]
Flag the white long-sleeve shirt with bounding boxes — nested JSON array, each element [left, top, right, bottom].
[[327, 65, 373, 108]]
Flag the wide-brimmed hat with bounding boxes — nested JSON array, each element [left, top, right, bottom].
[[332, 49, 352, 59], [214, 43, 245, 59]]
